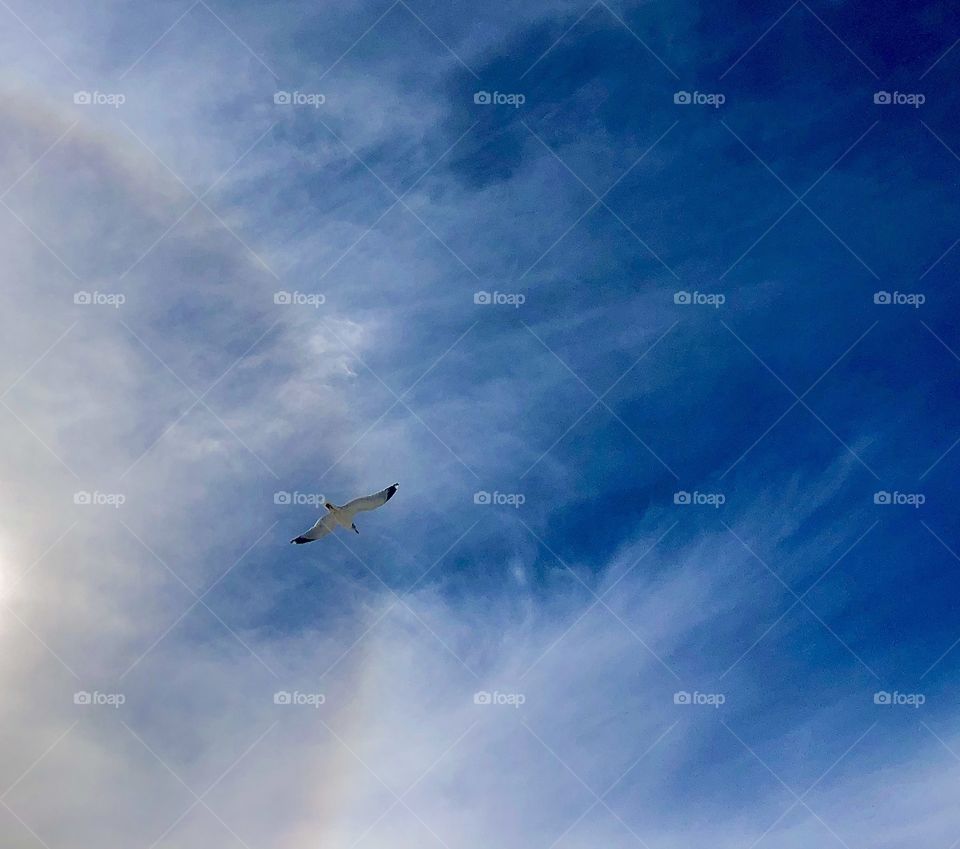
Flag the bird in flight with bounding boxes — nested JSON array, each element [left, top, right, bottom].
[[290, 483, 399, 544]]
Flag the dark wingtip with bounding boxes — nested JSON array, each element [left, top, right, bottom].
[[291, 536, 311, 545], [386, 483, 399, 501]]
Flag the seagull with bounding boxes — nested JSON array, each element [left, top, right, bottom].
[[290, 483, 399, 544]]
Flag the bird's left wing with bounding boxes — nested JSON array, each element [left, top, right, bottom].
[[291, 512, 336, 544], [341, 483, 399, 515]]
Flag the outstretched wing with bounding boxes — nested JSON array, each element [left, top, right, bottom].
[[291, 512, 337, 544], [341, 483, 399, 516]]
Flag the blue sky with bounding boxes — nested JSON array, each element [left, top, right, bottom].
[[1, 0, 959, 846]]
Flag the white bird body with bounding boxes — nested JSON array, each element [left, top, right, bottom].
[[290, 483, 399, 544]]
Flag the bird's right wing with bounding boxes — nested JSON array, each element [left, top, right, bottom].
[[341, 483, 399, 516], [291, 512, 336, 544]]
